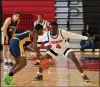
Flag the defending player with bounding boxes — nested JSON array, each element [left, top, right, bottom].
[[34, 22, 94, 83], [3, 24, 43, 86]]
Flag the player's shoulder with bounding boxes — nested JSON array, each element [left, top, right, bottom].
[[5, 17, 11, 22], [59, 29, 69, 35], [34, 20, 38, 25], [59, 29, 66, 32], [43, 20, 47, 22], [44, 20, 49, 23], [34, 20, 37, 23], [60, 29, 68, 32], [6, 17, 11, 21]]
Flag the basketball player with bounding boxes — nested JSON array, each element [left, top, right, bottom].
[[3, 24, 43, 86], [34, 22, 94, 82], [34, 14, 50, 65], [1, 11, 20, 69]]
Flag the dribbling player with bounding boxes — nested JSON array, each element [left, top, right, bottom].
[[3, 24, 43, 86]]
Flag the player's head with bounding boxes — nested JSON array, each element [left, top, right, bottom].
[[12, 11, 20, 21], [50, 22, 58, 34], [34, 24, 43, 35], [38, 14, 44, 22]]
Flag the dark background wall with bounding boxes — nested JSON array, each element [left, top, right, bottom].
[[83, 0, 100, 35]]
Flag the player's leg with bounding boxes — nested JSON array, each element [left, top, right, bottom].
[[3, 39, 19, 85], [2, 30, 10, 68], [10, 57, 27, 74], [1, 30, 8, 67], [7, 45, 14, 67], [8, 56, 20, 74], [34, 35, 42, 65], [34, 47, 41, 66], [63, 48, 90, 82], [3, 44, 9, 69], [3, 56, 19, 86], [9, 40, 27, 74], [3, 57, 27, 85], [3, 39, 27, 85], [34, 49, 58, 81], [3, 44, 13, 68]]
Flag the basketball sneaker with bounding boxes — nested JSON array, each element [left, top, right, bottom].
[[8, 62, 14, 66], [34, 62, 40, 66], [82, 74, 90, 82], [3, 74, 14, 86], [33, 74, 43, 81]]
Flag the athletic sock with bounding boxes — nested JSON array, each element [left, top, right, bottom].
[[37, 72, 42, 75], [37, 60, 40, 63], [81, 73, 86, 76], [4, 59, 8, 63], [8, 59, 12, 62], [9, 72, 14, 76]]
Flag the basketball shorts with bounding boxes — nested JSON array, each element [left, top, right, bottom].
[[10, 38, 25, 57], [46, 47, 73, 58]]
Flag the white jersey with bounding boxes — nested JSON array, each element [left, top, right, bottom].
[[34, 20, 50, 32], [34, 20, 50, 45], [42, 29, 88, 58], [43, 29, 88, 48], [43, 30, 68, 49]]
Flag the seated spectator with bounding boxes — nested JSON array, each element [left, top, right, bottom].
[[81, 24, 100, 52]]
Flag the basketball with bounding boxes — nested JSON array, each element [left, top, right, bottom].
[[40, 59, 50, 69]]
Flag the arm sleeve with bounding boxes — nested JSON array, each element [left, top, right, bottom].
[[62, 29, 88, 40]]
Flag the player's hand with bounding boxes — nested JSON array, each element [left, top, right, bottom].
[[5, 37, 9, 45], [87, 37, 95, 41], [39, 55, 45, 59], [94, 35, 100, 38]]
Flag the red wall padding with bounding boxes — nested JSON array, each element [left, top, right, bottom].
[[2, 0, 55, 31], [3, 14, 33, 31], [3, 1, 54, 7]]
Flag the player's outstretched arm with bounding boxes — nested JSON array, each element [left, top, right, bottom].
[[62, 30, 88, 40]]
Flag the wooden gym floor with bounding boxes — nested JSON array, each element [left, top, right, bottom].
[[0, 51, 100, 87]]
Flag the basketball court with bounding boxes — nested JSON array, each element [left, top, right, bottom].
[[0, 0, 100, 87], [1, 50, 100, 87]]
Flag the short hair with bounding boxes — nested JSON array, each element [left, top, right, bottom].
[[34, 24, 43, 31], [50, 22, 58, 27], [38, 14, 44, 17], [13, 11, 20, 15]]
